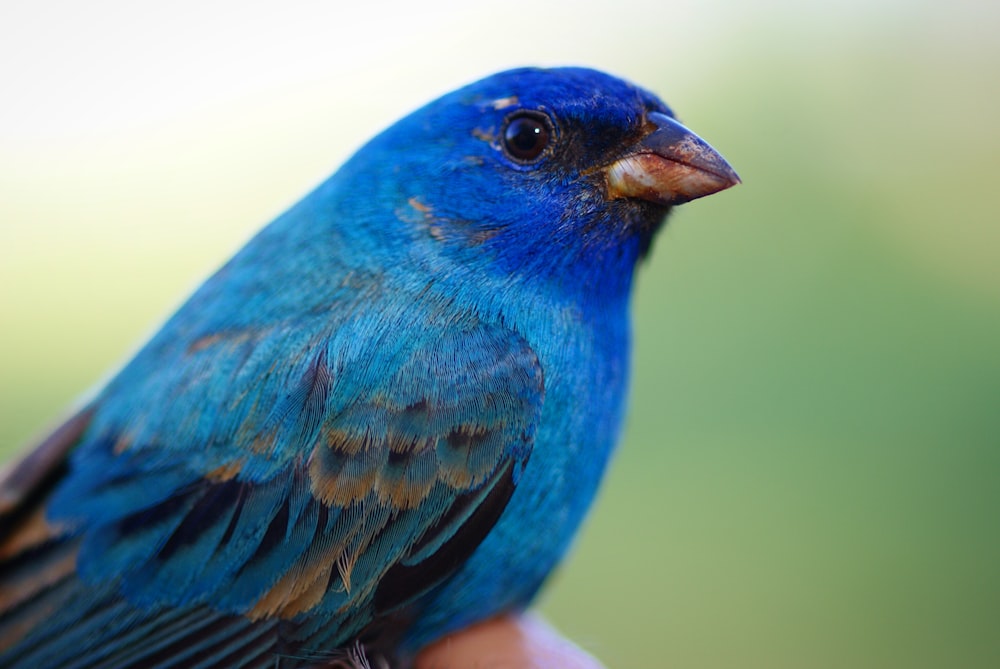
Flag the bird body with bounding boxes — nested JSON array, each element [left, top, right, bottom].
[[0, 67, 737, 667]]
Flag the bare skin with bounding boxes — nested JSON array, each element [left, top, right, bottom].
[[415, 614, 604, 669]]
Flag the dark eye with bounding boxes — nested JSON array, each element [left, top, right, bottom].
[[501, 111, 552, 163]]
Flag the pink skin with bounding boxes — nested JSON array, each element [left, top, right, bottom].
[[415, 614, 604, 669]]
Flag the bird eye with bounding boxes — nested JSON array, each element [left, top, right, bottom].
[[501, 111, 552, 163]]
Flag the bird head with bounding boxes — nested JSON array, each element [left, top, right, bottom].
[[328, 67, 739, 300]]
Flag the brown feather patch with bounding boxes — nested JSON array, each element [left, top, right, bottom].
[[0, 506, 65, 561], [309, 430, 387, 507], [0, 543, 77, 615]]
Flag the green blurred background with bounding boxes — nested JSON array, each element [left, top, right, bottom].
[[1, 1, 998, 667]]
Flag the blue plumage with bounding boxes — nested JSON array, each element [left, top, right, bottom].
[[0, 67, 737, 667]]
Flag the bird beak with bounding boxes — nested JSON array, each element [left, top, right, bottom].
[[605, 112, 740, 206]]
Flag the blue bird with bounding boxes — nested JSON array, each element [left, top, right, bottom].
[[0, 67, 738, 668]]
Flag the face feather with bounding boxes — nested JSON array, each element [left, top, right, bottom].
[[329, 67, 736, 301]]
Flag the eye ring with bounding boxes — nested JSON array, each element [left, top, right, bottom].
[[500, 110, 554, 164]]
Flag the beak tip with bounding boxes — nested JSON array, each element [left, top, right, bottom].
[[675, 164, 741, 204], [718, 164, 742, 191]]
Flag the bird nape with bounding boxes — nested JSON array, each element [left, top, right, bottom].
[[0, 67, 738, 668]]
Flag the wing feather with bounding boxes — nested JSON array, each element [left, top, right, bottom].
[[0, 312, 543, 667]]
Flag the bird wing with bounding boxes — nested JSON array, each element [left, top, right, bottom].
[[0, 312, 544, 667]]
